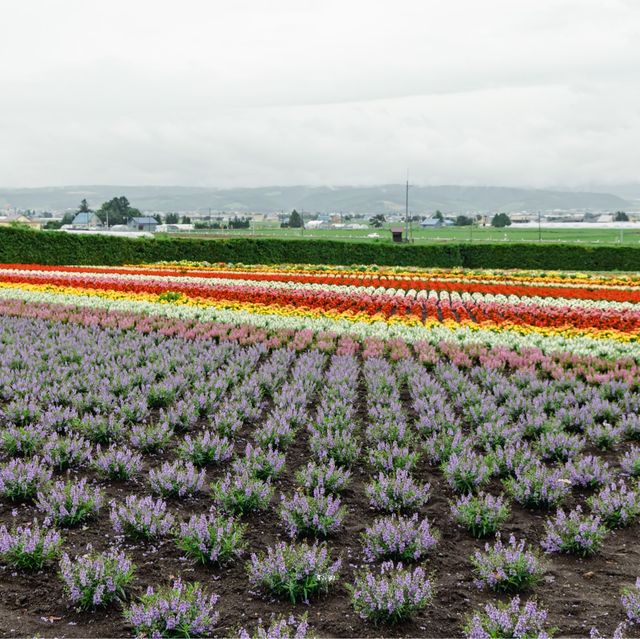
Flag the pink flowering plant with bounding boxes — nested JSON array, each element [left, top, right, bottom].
[[36, 478, 103, 526], [349, 561, 434, 625], [541, 506, 608, 557], [110, 495, 175, 540], [464, 596, 554, 639], [450, 492, 511, 538], [366, 470, 430, 513], [361, 513, 438, 562], [59, 547, 135, 610], [211, 471, 273, 515], [247, 541, 341, 603], [126, 578, 219, 637], [176, 510, 246, 565], [0, 519, 62, 570], [148, 460, 205, 498], [471, 534, 544, 593]]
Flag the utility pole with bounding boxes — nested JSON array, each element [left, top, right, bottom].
[[405, 176, 411, 243], [538, 211, 541, 242]]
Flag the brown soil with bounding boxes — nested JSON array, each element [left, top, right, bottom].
[[1, 400, 639, 638]]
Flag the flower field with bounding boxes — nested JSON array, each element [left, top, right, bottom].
[[0, 262, 639, 638]]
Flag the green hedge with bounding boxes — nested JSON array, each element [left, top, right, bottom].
[[0, 226, 638, 271]]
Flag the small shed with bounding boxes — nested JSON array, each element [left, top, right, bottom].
[[390, 227, 404, 243], [128, 216, 158, 232]]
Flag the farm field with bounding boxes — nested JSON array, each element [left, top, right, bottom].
[[163, 224, 640, 246], [0, 263, 639, 638]]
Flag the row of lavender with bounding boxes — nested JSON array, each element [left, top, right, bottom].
[[0, 315, 640, 636]]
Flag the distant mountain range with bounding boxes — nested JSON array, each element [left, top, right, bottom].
[[0, 184, 635, 214]]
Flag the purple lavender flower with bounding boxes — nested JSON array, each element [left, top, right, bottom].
[[621, 447, 640, 478], [442, 450, 494, 493], [492, 441, 537, 478], [450, 492, 511, 538], [255, 415, 296, 449], [0, 423, 47, 458], [148, 460, 206, 498], [238, 614, 312, 639], [621, 577, 640, 625], [350, 561, 434, 624], [541, 506, 608, 557], [537, 430, 585, 462], [423, 428, 468, 465], [72, 413, 124, 445], [504, 462, 571, 508], [588, 481, 640, 529], [295, 459, 352, 494], [176, 510, 246, 565], [586, 422, 625, 451], [59, 547, 135, 610], [36, 478, 103, 526], [367, 441, 421, 473], [309, 429, 360, 467], [565, 455, 612, 489], [464, 596, 553, 639], [129, 420, 173, 452], [280, 487, 347, 538], [126, 578, 219, 637], [110, 495, 175, 540], [42, 433, 93, 470], [232, 443, 286, 480], [210, 471, 273, 514], [178, 431, 233, 467], [93, 444, 143, 480], [0, 457, 52, 502], [471, 534, 544, 593], [366, 470, 430, 513], [0, 519, 62, 569], [247, 541, 341, 603], [362, 513, 438, 562]]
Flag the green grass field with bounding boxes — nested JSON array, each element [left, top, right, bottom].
[[164, 224, 640, 245]]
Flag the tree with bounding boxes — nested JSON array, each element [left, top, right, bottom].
[[491, 213, 512, 228], [455, 215, 473, 226], [435, 210, 444, 221], [369, 214, 386, 228], [288, 209, 304, 228], [181, 215, 192, 224], [96, 196, 141, 227], [77, 199, 91, 213], [165, 213, 179, 224], [614, 211, 629, 222]]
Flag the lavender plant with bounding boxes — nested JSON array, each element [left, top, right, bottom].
[[295, 459, 352, 494], [621, 447, 640, 478], [238, 615, 312, 639], [442, 450, 494, 494], [93, 444, 143, 480], [110, 495, 175, 540], [178, 431, 233, 467], [0, 519, 62, 569], [233, 443, 286, 480], [471, 534, 544, 593], [148, 460, 206, 498], [504, 462, 570, 508], [309, 430, 361, 467], [537, 430, 585, 462], [367, 442, 421, 473], [621, 577, 640, 626], [361, 513, 438, 562], [464, 596, 554, 639], [450, 492, 511, 538], [36, 478, 103, 526], [42, 433, 93, 470], [1, 424, 46, 457], [176, 510, 246, 565], [280, 488, 346, 538], [59, 547, 135, 610], [0, 457, 52, 501], [565, 455, 612, 489], [586, 422, 625, 451], [541, 506, 608, 557], [126, 578, 219, 637], [350, 561, 434, 624], [366, 470, 430, 513], [247, 541, 341, 603], [210, 471, 273, 515], [72, 413, 124, 445], [588, 481, 640, 529], [129, 421, 173, 452]]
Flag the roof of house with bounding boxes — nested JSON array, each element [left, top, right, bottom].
[[130, 217, 158, 224], [72, 212, 99, 224], [390, 227, 404, 233], [420, 218, 442, 226]]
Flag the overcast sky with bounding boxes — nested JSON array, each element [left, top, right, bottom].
[[1, 0, 639, 189]]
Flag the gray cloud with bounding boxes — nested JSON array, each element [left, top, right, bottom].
[[1, 0, 640, 188]]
